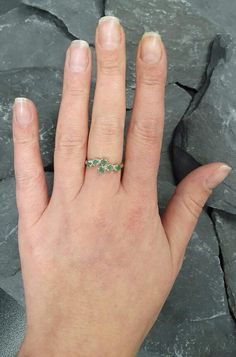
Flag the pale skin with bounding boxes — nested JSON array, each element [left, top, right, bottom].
[[12, 16, 231, 357]]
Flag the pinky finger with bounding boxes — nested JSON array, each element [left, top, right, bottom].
[[12, 98, 49, 227]]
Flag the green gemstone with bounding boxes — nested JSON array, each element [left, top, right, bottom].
[[87, 161, 92, 167], [92, 159, 99, 166], [115, 164, 121, 171], [98, 166, 105, 173], [107, 164, 113, 171], [101, 159, 108, 166]]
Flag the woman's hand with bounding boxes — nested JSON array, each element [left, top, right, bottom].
[[13, 16, 231, 357]]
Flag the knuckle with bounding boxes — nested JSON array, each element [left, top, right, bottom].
[[56, 132, 86, 154], [140, 67, 165, 87], [176, 191, 204, 220], [94, 116, 123, 139], [66, 86, 88, 98], [99, 57, 122, 76], [16, 169, 45, 189], [141, 76, 162, 87], [13, 133, 38, 147], [131, 118, 159, 143]]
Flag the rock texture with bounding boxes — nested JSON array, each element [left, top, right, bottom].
[[0, 7, 70, 71], [158, 85, 191, 183], [0, 176, 20, 277], [173, 35, 236, 214], [0, 0, 20, 15], [192, 0, 236, 34], [212, 210, 236, 320], [0, 289, 25, 356], [22, 0, 104, 44], [0, 272, 24, 307]]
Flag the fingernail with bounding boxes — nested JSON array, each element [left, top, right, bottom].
[[69, 40, 89, 72], [140, 32, 162, 64], [206, 164, 232, 189], [14, 98, 32, 127], [98, 16, 121, 50]]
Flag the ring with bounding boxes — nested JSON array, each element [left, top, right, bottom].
[[85, 158, 124, 173]]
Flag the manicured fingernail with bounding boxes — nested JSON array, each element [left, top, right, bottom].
[[98, 16, 121, 50], [140, 32, 162, 64], [206, 164, 232, 189], [69, 40, 89, 72], [14, 98, 32, 127]]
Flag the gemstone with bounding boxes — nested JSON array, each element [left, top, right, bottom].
[[101, 159, 108, 166], [98, 166, 105, 173], [93, 159, 99, 166], [107, 164, 113, 171], [87, 161, 92, 167], [115, 164, 121, 171]]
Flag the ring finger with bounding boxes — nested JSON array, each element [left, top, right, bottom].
[[85, 16, 126, 191]]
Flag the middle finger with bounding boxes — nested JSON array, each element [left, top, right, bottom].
[[85, 16, 126, 187]]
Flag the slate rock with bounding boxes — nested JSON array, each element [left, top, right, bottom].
[[0, 288, 25, 356], [212, 209, 236, 319], [158, 85, 191, 184], [105, 0, 219, 89], [0, 173, 54, 278], [137, 352, 157, 357], [0, 272, 24, 307], [137, 181, 236, 356], [173, 35, 236, 214], [0, 177, 20, 277], [22, 0, 103, 44], [0, 0, 20, 15], [0, 7, 70, 71], [141, 315, 236, 357], [192, 0, 236, 34], [172, 146, 201, 183], [162, 85, 191, 157]]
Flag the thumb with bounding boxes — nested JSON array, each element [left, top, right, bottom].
[[161, 162, 232, 271]]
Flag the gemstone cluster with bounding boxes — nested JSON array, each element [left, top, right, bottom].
[[85, 158, 123, 173]]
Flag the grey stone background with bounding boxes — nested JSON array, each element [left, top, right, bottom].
[[0, 0, 236, 356]]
